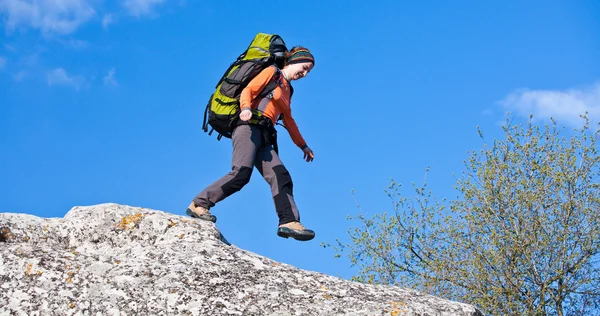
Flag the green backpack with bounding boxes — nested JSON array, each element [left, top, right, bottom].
[[202, 33, 290, 140]]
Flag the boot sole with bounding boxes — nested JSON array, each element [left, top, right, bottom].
[[277, 227, 315, 241], [186, 208, 217, 223]]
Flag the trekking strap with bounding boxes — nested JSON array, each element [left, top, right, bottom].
[[202, 97, 211, 133], [276, 121, 287, 130]]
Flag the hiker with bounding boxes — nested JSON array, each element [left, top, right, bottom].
[[187, 46, 316, 241]]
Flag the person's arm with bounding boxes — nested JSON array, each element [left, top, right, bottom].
[[282, 112, 307, 149], [283, 111, 315, 162], [239, 66, 276, 110]]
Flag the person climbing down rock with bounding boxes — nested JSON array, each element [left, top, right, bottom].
[[188, 37, 316, 242]]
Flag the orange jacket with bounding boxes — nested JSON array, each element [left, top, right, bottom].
[[239, 66, 307, 149]]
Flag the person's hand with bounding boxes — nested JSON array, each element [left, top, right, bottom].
[[302, 147, 315, 162], [239, 108, 252, 121]]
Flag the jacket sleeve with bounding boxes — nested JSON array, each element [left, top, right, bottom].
[[282, 110, 307, 149], [239, 66, 276, 110]]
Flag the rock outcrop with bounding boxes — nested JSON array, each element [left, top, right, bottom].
[[0, 204, 483, 315]]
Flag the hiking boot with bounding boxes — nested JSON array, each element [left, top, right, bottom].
[[186, 202, 217, 223], [277, 221, 315, 241]]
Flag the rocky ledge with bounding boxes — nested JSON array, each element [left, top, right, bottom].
[[0, 203, 483, 315]]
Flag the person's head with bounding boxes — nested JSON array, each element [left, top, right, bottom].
[[282, 46, 314, 81]]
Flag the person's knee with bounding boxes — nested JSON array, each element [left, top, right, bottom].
[[273, 165, 293, 193], [221, 166, 253, 195]]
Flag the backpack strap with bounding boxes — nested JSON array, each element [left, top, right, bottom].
[[236, 67, 294, 134], [255, 67, 295, 107], [253, 67, 283, 115], [257, 67, 283, 100], [202, 93, 213, 134], [255, 67, 294, 131]]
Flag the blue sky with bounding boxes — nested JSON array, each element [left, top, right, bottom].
[[1, 1, 599, 281]]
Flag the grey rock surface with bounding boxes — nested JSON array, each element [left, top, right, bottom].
[[0, 203, 484, 315]]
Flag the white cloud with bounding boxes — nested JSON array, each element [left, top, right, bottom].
[[0, 0, 96, 35], [499, 83, 600, 126], [103, 68, 118, 86], [124, 0, 165, 17], [47, 67, 86, 90], [0, 56, 6, 68], [102, 14, 114, 29]]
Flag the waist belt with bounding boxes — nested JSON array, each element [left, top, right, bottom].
[[235, 114, 279, 154]]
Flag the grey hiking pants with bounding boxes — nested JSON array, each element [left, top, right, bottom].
[[194, 124, 300, 225]]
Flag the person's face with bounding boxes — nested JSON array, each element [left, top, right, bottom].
[[287, 62, 314, 81]]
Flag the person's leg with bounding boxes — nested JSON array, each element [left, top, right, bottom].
[[255, 145, 314, 241], [254, 146, 299, 224], [190, 125, 262, 216]]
